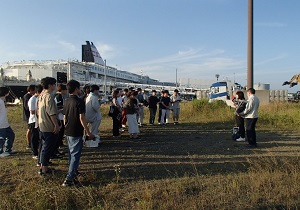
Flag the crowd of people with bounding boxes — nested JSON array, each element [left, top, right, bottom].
[[109, 87, 182, 139], [0, 77, 260, 187], [0, 77, 183, 186]]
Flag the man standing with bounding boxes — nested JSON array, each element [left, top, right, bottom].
[[121, 88, 129, 128], [148, 90, 160, 125], [160, 90, 171, 125], [62, 80, 94, 186], [85, 85, 102, 141], [23, 85, 36, 149], [0, 87, 16, 157], [170, 89, 181, 125], [28, 85, 43, 159], [38, 77, 60, 175], [137, 88, 145, 126], [53, 83, 68, 159], [240, 88, 260, 148]]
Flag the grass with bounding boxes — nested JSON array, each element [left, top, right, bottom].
[[1, 100, 300, 209]]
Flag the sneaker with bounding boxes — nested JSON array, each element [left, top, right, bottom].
[[236, 137, 245, 142], [38, 168, 54, 176], [62, 179, 75, 187], [26, 146, 31, 150], [32, 156, 38, 159], [119, 128, 125, 132], [0, 152, 10, 157], [8, 149, 17, 154], [122, 124, 126, 128]]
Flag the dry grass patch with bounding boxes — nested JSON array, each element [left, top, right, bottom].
[[1, 101, 300, 209]]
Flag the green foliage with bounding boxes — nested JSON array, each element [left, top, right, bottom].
[[191, 99, 227, 111], [258, 102, 300, 130]]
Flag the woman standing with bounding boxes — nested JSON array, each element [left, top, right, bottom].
[[234, 91, 247, 142], [126, 91, 140, 139], [111, 90, 122, 137]]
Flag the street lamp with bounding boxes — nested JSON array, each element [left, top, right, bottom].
[[215, 74, 220, 81]]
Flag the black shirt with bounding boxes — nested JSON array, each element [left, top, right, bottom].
[[54, 93, 64, 110], [161, 96, 170, 109], [126, 98, 138, 114], [63, 95, 85, 137], [23, 93, 32, 121], [148, 95, 160, 108]]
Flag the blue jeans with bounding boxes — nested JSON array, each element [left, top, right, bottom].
[[66, 136, 83, 181], [0, 126, 15, 153], [40, 132, 58, 166]]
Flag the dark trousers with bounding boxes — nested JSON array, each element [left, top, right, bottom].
[[53, 121, 64, 156], [29, 123, 40, 156], [245, 118, 258, 145], [57, 120, 65, 147], [40, 132, 58, 166], [149, 107, 157, 124], [113, 116, 120, 136], [235, 115, 245, 138]]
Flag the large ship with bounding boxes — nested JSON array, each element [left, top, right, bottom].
[[0, 41, 176, 101]]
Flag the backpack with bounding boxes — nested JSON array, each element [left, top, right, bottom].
[[232, 127, 240, 140], [108, 105, 116, 117]]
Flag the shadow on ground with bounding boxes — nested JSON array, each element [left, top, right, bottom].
[[76, 122, 300, 183]]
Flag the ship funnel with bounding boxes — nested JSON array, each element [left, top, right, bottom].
[[82, 41, 105, 65]]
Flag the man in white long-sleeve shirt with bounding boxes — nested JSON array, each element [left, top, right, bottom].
[[240, 88, 260, 148], [85, 85, 102, 142]]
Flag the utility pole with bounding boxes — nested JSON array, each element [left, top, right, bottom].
[[247, 0, 253, 89], [104, 59, 107, 97]]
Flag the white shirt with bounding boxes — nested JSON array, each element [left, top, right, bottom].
[[28, 95, 37, 124], [85, 92, 102, 122], [241, 94, 260, 118], [122, 95, 128, 106], [117, 96, 123, 108], [170, 94, 181, 109], [0, 98, 10, 129]]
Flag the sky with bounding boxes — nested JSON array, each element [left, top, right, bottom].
[[0, 0, 300, 91]]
